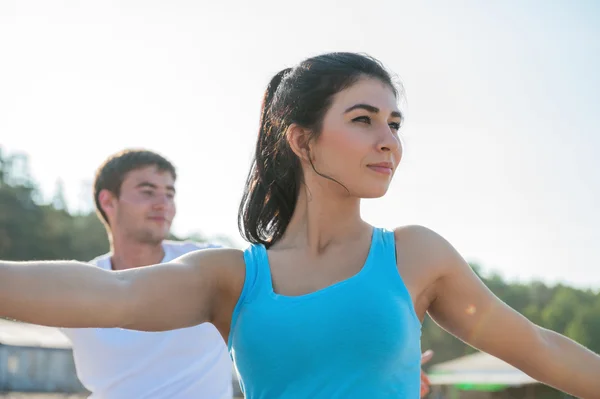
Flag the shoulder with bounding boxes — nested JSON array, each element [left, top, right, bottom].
[[174, 246, 246, 282], [392, 225, 474, 312], [393, 224, 453, 255], [163, 242, 250, 296], [88, 253, 111, 269], [393, 225, 466, 274], [176, 247, 247, 325], [163, 239, 222, 257]]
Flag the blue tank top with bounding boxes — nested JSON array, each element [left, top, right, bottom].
[[228, 227, 422, 398]]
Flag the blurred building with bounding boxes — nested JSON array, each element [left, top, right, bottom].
[[0, 319, 85, 393], [0, 319, 244, 397], [428, 351, 572, 399]]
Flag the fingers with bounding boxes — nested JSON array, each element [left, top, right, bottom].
[[420, 373, 430, 397], [421, 349, 434, 365], [420, 350, 434, 397]]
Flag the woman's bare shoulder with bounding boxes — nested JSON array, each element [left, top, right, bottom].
[[393, 224, 465, 276]]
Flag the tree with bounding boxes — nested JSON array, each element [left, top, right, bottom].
[[541, 286, 582, 333], [566, 298, 600, 354], [52, 179, 68, 212]]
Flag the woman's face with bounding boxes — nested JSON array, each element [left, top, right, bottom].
[[308, 77, 403, 199]]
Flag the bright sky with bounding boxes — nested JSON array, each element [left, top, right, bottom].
[[1, 1, 599, 289]]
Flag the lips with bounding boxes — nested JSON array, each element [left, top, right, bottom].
[[148, 216, 168, 222], [367, 162, 394, 175]]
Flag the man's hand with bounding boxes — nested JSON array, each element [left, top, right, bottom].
[[420, 350, 434, 398]]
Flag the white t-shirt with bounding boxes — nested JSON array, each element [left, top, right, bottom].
[[61, 241, 233, 399]]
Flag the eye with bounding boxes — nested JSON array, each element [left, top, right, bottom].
[[141, 190, 154, 196], [352, 116, 371, 124], [389, 122, 401, 131]]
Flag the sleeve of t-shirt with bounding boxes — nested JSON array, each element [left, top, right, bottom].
[[186, 241, 223, 251]]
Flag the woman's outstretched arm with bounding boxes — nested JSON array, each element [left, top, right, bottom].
[[0, 248, 244, 332], [399, 225, 600, 399]]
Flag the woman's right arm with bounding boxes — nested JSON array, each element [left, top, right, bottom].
[[0, 248, 245, 332]]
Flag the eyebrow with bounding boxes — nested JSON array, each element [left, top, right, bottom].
[[136, 181, 176, 193], [344, 103, 402, 119]]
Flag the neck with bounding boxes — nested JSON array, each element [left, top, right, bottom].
[[108, 232, 165, 271], [276, 181, 369, 255]]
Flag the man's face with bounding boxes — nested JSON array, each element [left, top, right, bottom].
[[104, 165, 176, 244]]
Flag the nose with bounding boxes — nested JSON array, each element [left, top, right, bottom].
[[377, 127, 401, 153], [152, 194, 171, 209]]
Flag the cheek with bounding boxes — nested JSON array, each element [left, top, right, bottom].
[[119, 199, 149, 218], [318, 128, 368, 168], [124, 205, 147, 222]]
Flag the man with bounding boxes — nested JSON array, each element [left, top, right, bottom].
[[61, 149, 234, 399]]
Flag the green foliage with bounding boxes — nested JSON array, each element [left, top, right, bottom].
[[0, 149, 109, 261]]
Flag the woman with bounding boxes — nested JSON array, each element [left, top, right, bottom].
[[1, 52, 599, 398]]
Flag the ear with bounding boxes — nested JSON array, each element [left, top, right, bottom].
[[98, 189, 117, 220], [286, 123, 312, 162]]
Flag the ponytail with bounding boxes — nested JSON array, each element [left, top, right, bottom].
[[238, 68, 298, 248]]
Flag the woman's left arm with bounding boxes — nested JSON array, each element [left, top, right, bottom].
[[418, 227, 600, 398]]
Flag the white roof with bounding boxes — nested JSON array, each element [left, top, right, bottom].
[[429, 351, 538, 386], [0, 319, 72, 349]]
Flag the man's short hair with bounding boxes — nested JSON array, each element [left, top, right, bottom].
[[93, 149, 177, 226]]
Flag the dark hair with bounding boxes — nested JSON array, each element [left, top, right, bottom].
[[94, 149, 176, 226], [238, 52, 398, 247]]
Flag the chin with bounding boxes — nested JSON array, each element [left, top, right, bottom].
[[157, 229, 171, 241], [357, 186, 390, 199], [362, 192, 387, 199], [351, 175, 393, 198], [137, 229, 169, 245]]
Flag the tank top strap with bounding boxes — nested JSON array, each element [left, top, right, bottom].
[[381, 228, 398, 260], [228, 243, 272, 350], [242, 243, 274, 302], [365, 227, 399, 280], [373, 227, 421, 325]]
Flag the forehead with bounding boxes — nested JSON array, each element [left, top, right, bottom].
[[121, 165, 175, 188], [329, 78, 399, 113]]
